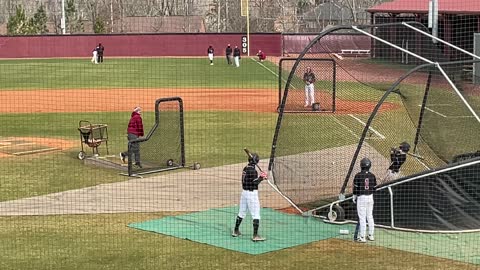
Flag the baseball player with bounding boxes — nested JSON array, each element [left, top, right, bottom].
[[232, 153, 268, 242], [120, 107, 144, 168], [207, 45, 214, 65], [233, 46, 241, 68], [384, 141, 410, 182], [353, 157, 377, 243], [97, 43, 105, 63], [91, 46, 98, 64], [226, 44, 233, 65], [256, 50, 266, 61], [303, 67, 316, 107]]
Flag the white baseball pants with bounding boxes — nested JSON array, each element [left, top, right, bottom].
[[357, 194, 374, 239], [91, 51, 98, 64], [238, 190, 261, 220], [208, 53, 214, 61], [304, 83, 315, 106], [234, 56, 240, 67]]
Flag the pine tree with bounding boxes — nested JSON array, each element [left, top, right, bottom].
[[32, 4, 48, 34], [6, 5, 28, 35]]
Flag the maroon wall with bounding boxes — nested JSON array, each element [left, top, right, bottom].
[[283, 34, 371, 54], [0, 33, 282, 58]]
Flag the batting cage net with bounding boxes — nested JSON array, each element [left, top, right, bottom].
[[129, 97, 185, 176], [270, 22, 480, 231], [278, 58, 336, 113]]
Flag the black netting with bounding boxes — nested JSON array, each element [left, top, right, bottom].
[[271, 22, 480, 215], [130, 98, 184, 175]]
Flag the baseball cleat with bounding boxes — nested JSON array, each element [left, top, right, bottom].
[[231, 230, 241, 237], [252, 235, 266, 242], [120, 153, 126, 163], [356, 237, 367, 243], [368, 235, 375, 241]]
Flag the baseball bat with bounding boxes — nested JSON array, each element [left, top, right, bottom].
[[243, 148, 264, 172], [407, 152, 425, 160]]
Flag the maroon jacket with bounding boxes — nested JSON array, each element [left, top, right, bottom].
[[127, 112, 144, 136]]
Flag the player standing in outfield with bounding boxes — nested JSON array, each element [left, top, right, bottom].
[[233, 46, 241, 67], [303, 67, 316, 107], [97, 43, 105, 63], [384, 141, 410, 182], [120, 107, 144, 168], [353, 158, 377, 243], [225, 44, 233, 65], [256, 50, 266, 62], [207, 45, 214, 65], [91, 46, 98, 64], [232, 153, 268, 242]]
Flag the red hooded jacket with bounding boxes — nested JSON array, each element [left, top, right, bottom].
[[127, 111, 144, 136]]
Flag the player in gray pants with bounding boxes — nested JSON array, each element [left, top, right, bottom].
[[120, 107, 144, 168]]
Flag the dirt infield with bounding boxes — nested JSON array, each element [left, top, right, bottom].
[[0, 88, 397, 114]]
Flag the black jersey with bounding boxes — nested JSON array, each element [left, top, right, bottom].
[[97, 45, 104, 55], [226, 46, 232, 55], [233, 48, 241, 57], [389, 149, 407, 173], [242, 164, 259, 191], [303, 72, 316, 83], [207, 47, 214, 54], [353, 170, 377, 196]]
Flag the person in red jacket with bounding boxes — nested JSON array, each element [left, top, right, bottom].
[[256, 50, 266, 61], [120, 106, 144, 168]]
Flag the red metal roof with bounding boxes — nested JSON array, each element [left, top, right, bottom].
[[368, 0, 480, 14]]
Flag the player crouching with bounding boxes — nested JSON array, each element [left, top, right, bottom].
[[232, 152, 268, 242]]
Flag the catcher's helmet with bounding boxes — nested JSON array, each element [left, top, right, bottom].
[[399, 141, 410, 152], [360, 158, 371, 171], [248, 153, 260, 165]]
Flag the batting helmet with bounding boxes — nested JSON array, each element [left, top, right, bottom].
[[360, 157, 371, 171], [248, 153, 260, 165], [399, 142, 410, 153]]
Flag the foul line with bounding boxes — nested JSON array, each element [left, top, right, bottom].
[[333, 117, 359, 139], [250, 58, 280, 79], [418, 105, 447, 118], [348, 114, 386, 139]]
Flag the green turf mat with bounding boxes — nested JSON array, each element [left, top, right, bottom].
[[128, 206, 348, 255], [336, 225, 480, 265]]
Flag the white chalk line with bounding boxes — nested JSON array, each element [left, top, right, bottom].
[[418, 105, 447, 118], [418, 104, 473, 118], [348, 114, 386, 139]]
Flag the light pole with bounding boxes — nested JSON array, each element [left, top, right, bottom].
[[61, 0, 66, 34]]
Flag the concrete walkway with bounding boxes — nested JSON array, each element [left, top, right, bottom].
[[0, 160, 290, 216]]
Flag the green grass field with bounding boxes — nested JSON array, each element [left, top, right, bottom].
[[0, 58, 279, 90], [0, 57, 478, 269]]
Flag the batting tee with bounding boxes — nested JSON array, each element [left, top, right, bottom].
[[268, 22, 480, 232]]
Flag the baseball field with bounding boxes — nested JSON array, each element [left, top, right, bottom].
[[0, 56, 478, 269]]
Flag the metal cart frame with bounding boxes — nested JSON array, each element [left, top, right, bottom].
[[77, 120, 109, 160]]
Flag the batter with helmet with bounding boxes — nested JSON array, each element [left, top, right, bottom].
[[352, 157, 377, 243], [232, 152, 268, 242], [384, 141, 410, 182]]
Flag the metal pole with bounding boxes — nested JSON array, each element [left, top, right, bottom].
[[436, 64, 480, 123], [246, 0, 250, 56], [352, 26, 434, 64], [61, 0, 66, 34], [403, 22, 480, 60]]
